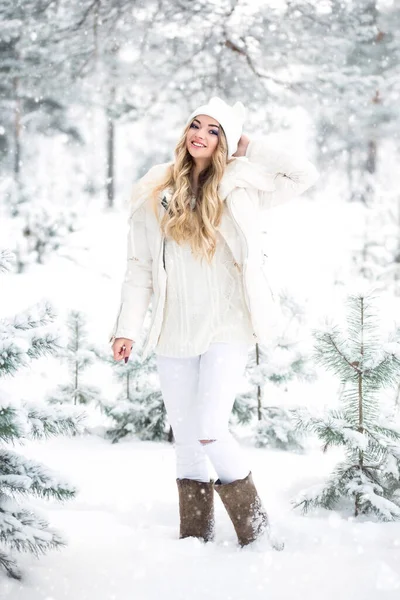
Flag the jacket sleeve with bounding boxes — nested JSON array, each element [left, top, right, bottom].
[[109, 202, 153, 343], [245, 137, 319, 210]]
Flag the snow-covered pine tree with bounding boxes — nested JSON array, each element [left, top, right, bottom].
[[8, 189, 79, 273], [255, 405, 306, 452], [47, 310, 102, 407], [0, 250, 85, 580], [19, 201, 78, 268], [293, 290, 400, 521], [100, 346, 168, 444], [232, 292, 315, 451]]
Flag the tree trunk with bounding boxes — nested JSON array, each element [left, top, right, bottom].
[[256, 343, 262, 420], [13, 77, 21, 182], [355, 296, 365, 517], [106, 112, 115, 208]]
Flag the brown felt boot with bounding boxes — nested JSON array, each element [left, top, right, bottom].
[[176, 478, 215, 542], [214, 471, 270, 547]]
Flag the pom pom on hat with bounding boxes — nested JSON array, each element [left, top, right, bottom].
[[185, 96, 247, 158]]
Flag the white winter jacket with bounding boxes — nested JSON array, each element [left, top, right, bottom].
[[109, 137, 319, 361]]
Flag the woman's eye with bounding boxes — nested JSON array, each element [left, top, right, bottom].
[[190, 123, 218, 135]]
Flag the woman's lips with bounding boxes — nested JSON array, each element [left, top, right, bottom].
[[191, 141, 206, 148]]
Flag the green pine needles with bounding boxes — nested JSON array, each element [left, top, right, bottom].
[[255, 406, 306, 452], [47, 310, 103, 407], [293, 291, 400, 521], [0, 251, 85, 579], [232, 298, 316, 452], [100, 349, 168, 443]]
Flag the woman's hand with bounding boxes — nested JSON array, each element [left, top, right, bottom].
[[232, 134, 250, 157], [112, 337, 134, 363]]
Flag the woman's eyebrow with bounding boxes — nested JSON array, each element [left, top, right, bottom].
[[193, 118, 219, 128]]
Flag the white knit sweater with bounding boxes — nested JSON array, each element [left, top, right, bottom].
[[154, 219, 255, 358]]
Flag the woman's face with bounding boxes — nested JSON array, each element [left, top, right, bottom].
[[186, 114, 220, 159]]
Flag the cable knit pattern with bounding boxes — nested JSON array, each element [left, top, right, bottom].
[[154, 218, 255, 358]]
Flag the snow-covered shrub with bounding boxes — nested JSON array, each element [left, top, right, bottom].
[[232, 290, 316, 451], [47, 310, 102, 407], [100, 349, 168, 444], [0, 251, 85, 579], [293, 291, 400, 521]]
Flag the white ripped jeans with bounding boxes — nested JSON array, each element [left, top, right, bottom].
[[156, 342, 251, 484]]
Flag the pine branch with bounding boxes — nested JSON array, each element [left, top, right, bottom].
[[47, 383, 101, 406], [25, 404, 86, 439], [341, 387, 379, 424], [0, 250, 15, 273], [364, 353, 400, 391], [28, 332, 60, 359], [370, 422, 400, 442], [12, 302, 55, 331], [0, 503, 67, 556], [295, 408, 354, 452], [232, 393, 256, 426], [0, 546, 22, 580], [292, 481, 340, 514], [312, 326, 361, 379], [0, 448, 77, 501], [0, 405, 25, 443], [0, 333, 59, 378]]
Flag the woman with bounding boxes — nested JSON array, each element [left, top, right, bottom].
[[109, 96, 319, 548]]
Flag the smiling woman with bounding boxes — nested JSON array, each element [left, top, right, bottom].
[[143, 97, 247, 265], [186, 115, 221, 196], [109, 95, 319, 550]]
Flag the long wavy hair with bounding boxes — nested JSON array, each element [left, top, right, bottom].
[[148, 121, 235, 265]]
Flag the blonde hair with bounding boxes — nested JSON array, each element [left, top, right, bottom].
[[148, 121, 235, 265]]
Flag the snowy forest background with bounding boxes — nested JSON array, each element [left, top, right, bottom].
[[2, 0, 400, 598]]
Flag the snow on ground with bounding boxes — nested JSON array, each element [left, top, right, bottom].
[[2, 433, 400, 600], [2, 198, 400, 598]]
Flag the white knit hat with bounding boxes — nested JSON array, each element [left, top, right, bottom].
[[184, 96, 247, 158]]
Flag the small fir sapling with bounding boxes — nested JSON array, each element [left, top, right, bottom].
[[7, 185, 78, 272], [100, 346, 169, 443], [293, 291, 400, 521], [47, 310, 102, 407], [232, 291, 316, 451], [0, 250, 85, 580]]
